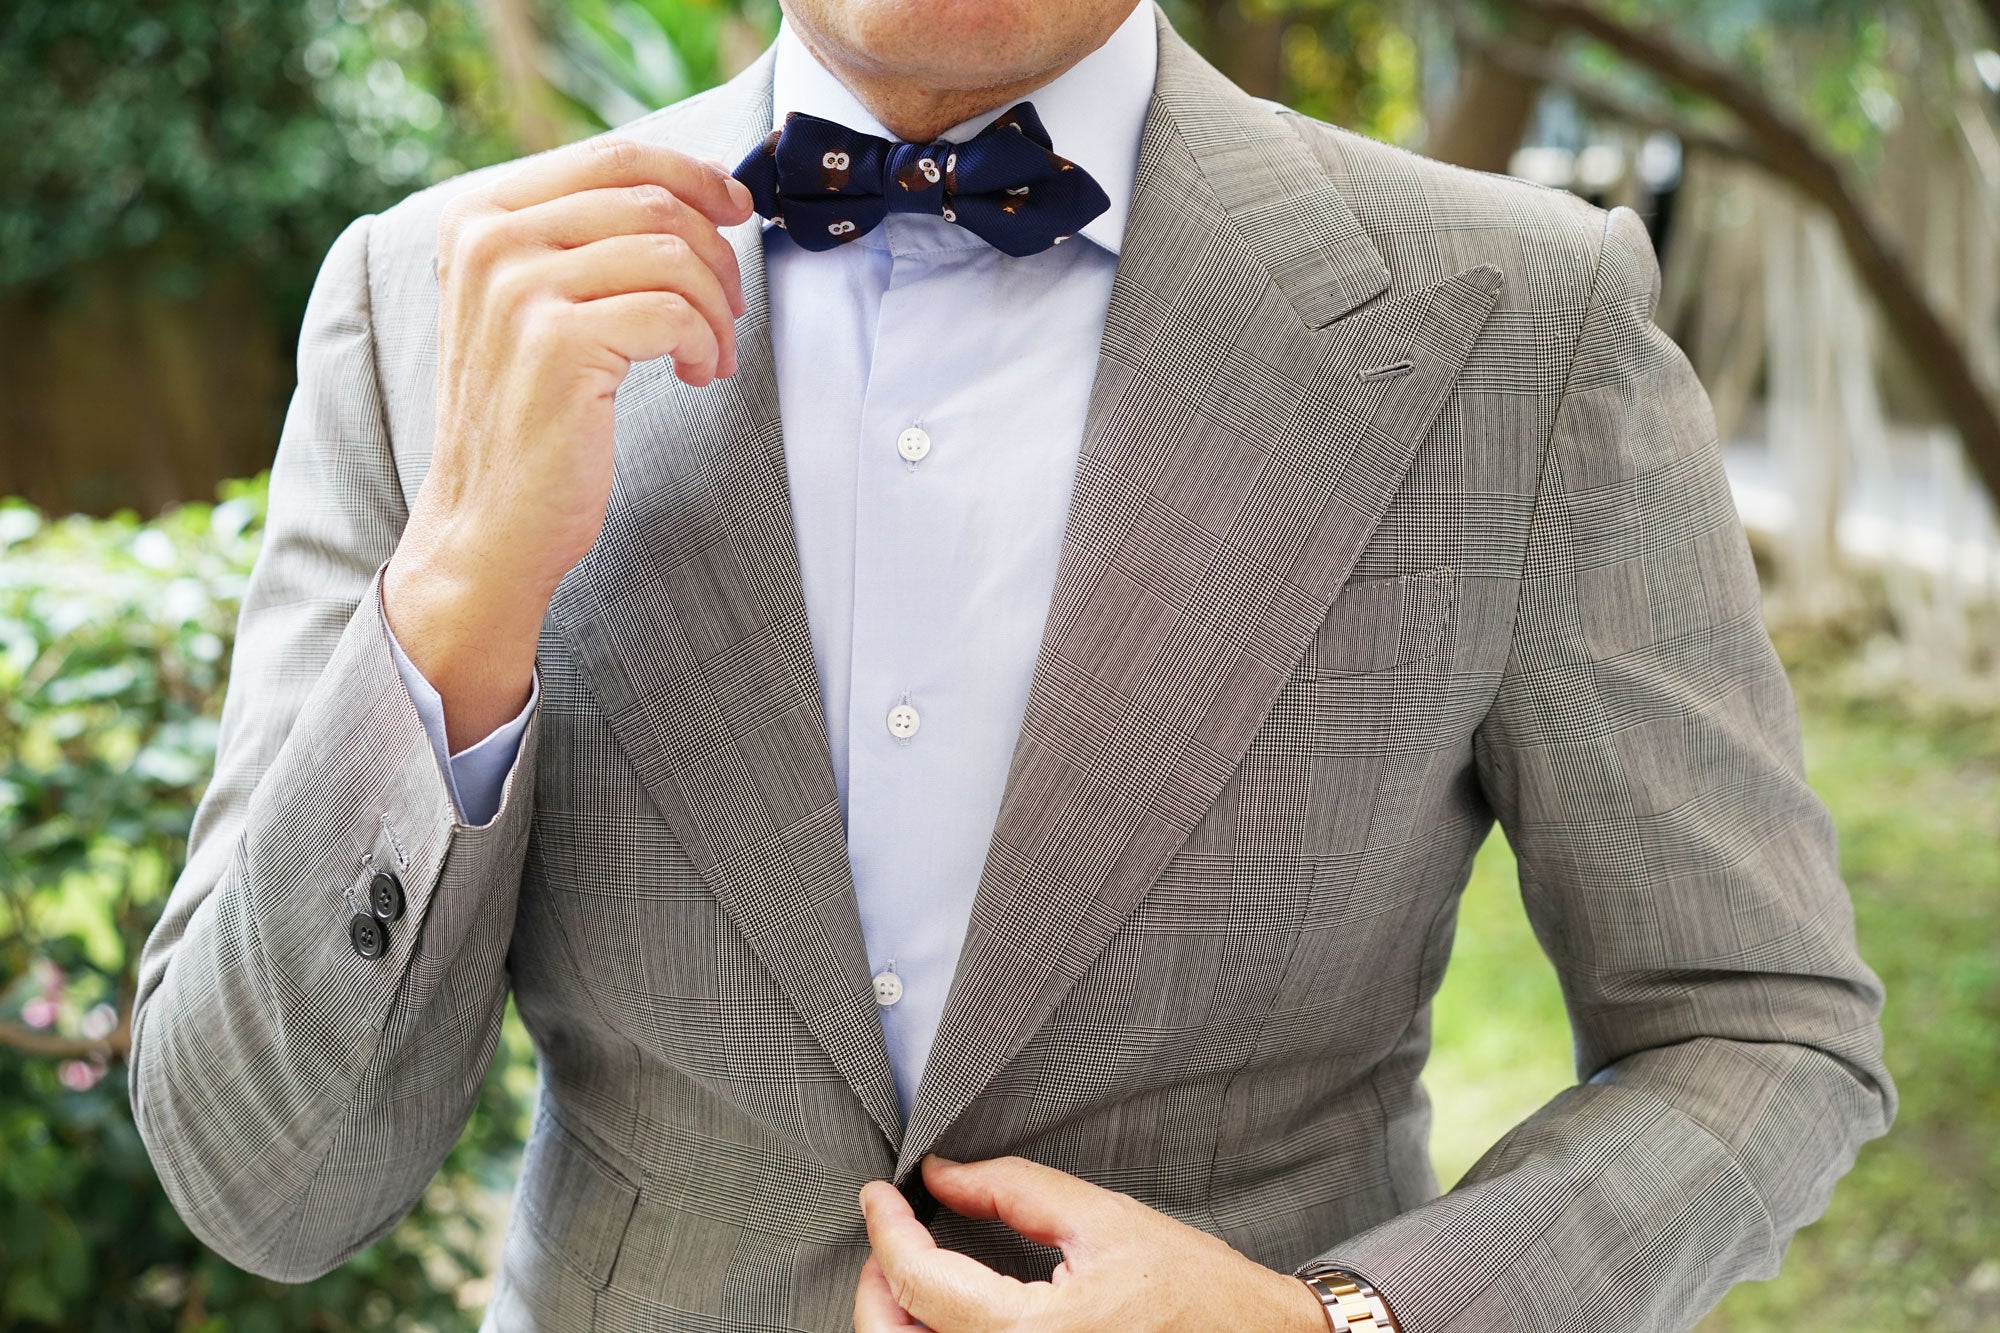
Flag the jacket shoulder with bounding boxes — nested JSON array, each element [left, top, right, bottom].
[[1281, 111, 1616, 313]]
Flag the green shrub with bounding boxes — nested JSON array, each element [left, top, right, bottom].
[[0, 479, 534, 1331]]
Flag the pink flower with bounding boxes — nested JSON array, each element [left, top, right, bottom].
[[80, 1004, 119, 1041], [22, 997, 57, 1029], [59, 1061, 102, 1092]]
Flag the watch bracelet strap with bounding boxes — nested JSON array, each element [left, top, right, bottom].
[[1299, 1267, 1399, 1333]]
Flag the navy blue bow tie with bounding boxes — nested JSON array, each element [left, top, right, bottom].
[[731, 102, 1110, 257]]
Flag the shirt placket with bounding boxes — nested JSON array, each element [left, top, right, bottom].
[[844, 220, 983, 1114]]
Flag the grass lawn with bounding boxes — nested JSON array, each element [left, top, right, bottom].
[[1425, 666, 2000, 1330]]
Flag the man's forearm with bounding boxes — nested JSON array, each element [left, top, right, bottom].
[[133, 570, 541, 1282]]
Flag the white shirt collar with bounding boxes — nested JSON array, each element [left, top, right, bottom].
[[767, 1, 1157, 254]]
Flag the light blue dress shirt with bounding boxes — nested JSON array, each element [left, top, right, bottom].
[[387, 2, 1158, 1116]]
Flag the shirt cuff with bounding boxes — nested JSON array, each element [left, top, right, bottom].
[[378, 584, 537, 828]]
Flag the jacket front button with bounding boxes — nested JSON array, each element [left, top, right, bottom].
[[369, 870, 406, 922], [349, 913, 389, 959], [899, 1171, 940, 1226]]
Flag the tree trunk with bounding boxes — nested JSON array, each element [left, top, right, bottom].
[[1762, 196, 1847, 618], [1425, 18, 1553, 173], [481, 0, 565, 153], [1185, 0, 1286, 100], [1662, 156, 1766, 448]]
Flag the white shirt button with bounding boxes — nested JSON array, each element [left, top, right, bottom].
[[897, 426, 931, 462], [872, 969, 904, 1006], [886, 703, 921, 739]]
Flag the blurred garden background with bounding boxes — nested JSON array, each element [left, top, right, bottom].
[[3, 0, 1997, 1328]]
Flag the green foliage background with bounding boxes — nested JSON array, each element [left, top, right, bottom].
[[0, 487, 540, 1329]]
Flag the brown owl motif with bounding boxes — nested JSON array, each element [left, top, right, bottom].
[[818, 148, 853, 193], [894, 152, 944, 195]]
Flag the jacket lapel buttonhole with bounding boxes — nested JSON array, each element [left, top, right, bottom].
[[1357, 359, 1415, 382]]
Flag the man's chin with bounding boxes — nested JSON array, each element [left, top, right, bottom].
[[782, 0, 1133, 93]]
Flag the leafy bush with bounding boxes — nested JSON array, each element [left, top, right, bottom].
[[0, 0, 513, 313], [0, 479, 534, 1331]]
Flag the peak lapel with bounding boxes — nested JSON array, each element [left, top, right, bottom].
[[548, 53, 904, 1154], [895, 15, 1503, 1177]]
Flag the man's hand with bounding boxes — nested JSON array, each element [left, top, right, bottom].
[[383, 137, 755, 748], [854, 1155, 1331, 1332]]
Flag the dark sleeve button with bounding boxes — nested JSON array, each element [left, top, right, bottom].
[[349, 913, 389, 959], [368, 870, 406, 922]]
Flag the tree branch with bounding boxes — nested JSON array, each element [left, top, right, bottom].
[[1503, 0, 2000, 508], [1463, 28, 1769, 171], [1977, 0, 2000, 43], [1509, 0, 1846, 195], [0, 1017, 126, 1062]]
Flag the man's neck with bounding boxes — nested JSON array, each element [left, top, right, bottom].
[[781, 11, 1127, 144]]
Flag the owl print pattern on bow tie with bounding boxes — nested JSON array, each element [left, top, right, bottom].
[[731, 102, 1111, 256]]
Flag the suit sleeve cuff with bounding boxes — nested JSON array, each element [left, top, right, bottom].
[[378, 577, 538, 828], [1294, 1258, 1403, 1333]]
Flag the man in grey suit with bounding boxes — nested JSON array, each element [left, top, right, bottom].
[[130, 0, 1894, 1328]]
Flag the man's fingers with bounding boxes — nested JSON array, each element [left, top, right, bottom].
[[571, 290, 723, 385], [502, 185, 746, 318], [489, 135, 753, 225], [919, 1156, 1124, 1254], [860, 1181, 1027, 1333], [853, 1254, 927, 1331], [530, 232, 737, 373], [858, 1180, 934, 1264]]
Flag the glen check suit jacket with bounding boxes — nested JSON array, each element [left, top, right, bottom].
[[131, 9, 1894, 1330]]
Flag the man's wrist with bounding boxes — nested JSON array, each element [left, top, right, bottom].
[[382, 533, 545, 751], [1285, 1271, 1338, 1332]]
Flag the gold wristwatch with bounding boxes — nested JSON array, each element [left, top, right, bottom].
[[1297, 1266, 1399, 1333]]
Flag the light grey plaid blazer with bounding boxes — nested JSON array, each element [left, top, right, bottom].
[[131, 9, 1894, 1330]]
